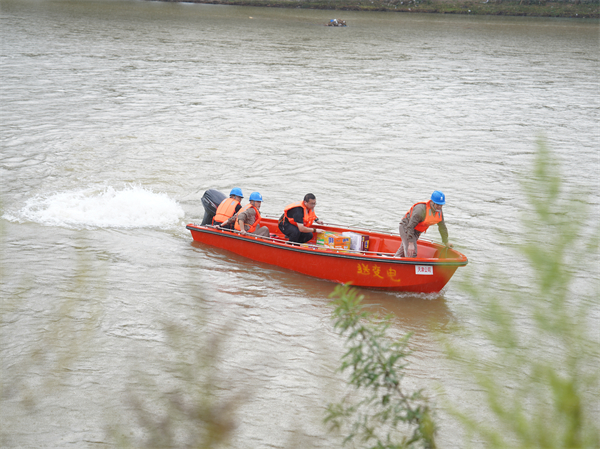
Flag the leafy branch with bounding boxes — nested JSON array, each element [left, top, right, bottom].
[[326, 284, 436, 449], [442, 140, 600, 449]]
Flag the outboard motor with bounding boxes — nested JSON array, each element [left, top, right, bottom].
[[200, 189, 227, 225]]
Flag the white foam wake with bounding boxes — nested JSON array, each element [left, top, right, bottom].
[[5, 185, 185, 229]]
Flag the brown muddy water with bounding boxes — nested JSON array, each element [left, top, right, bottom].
[[1, 0, 598, 447]]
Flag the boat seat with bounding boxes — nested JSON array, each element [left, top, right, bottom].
[[367, 237, 382, 253]]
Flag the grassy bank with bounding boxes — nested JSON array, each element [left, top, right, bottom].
[[163, 0, 599, 18]]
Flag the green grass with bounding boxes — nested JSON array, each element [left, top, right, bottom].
[[162, 0, 599, 18]]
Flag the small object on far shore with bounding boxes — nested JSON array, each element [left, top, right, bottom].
[[327, 19, 347, 26]]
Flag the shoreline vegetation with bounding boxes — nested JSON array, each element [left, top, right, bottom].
[[160, 0, 599, 18]]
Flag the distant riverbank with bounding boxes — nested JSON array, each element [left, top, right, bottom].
[[161, 0, 598, 18]]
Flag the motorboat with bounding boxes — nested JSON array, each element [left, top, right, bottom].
[[186, 190, 468, 293]]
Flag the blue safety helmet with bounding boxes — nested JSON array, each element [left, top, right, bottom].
[[249, 192, 263, 202], [230, 187, 244, 198], [431, 190, 446, 205]]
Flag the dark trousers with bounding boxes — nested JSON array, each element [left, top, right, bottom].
[[279, 221, 313, 243]]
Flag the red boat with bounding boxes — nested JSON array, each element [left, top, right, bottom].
[[186, 217, 468, 293]]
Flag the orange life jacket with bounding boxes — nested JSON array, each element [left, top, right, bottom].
[[282, 201, 317, 228], [234, 204, 261, 232], [213, 197, 240, 224], [405, 200, 443, 233]]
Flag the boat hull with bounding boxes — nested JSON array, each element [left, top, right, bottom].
[[186, 218, 467, 293]]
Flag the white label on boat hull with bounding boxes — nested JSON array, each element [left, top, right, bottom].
[[416, 265, 433, 275]]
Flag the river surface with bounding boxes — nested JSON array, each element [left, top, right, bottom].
[[1, 0, 598, 447]]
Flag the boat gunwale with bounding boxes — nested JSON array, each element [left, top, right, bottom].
[[186, 223, 468, 267]]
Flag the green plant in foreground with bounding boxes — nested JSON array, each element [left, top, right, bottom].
[[108, 319, 247, 449], [326, 284, 436, 449], [443, 141, 600, 448], [0, 229, 103, 447]]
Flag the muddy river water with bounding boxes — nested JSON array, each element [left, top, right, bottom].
[[1, 0, 598, 447]]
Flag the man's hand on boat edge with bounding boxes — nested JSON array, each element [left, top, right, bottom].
[[313, 218, 325, 233]]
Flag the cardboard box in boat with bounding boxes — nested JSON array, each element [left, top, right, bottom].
[[316, 232, 351, 250], [342, 232, 370, 251]]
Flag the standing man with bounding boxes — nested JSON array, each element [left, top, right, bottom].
[[213, 188, 244, 229], [278, 193, 324, 243], [394, 190, 453, 258], [235, 192, 270, 237]]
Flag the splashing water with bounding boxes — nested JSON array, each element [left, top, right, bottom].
[[5, 185, 185, 229]]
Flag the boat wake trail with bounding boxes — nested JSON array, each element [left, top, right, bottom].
[[4, 185, 185, 229]]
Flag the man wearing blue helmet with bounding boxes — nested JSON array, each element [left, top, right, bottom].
[[394, 190, 453, 258], [213, 187, 244, 229], [235, 192, 270, 237]]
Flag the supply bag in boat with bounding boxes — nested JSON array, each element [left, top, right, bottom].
[[342, 232, 370, 251], [317, 231, 351, 250]]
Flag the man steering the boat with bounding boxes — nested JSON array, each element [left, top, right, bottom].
[[278, 193, 324, 244], [235, 192, 270, 238], [394, 190, 453, 258], [213, 187, 244, 229]]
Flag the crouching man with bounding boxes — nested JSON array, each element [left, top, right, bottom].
[[235, 192, 270, 238]]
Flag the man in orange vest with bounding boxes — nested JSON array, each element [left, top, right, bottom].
[[278, 193, 324, 243], [213, 188, 244, 229], [394, 190, 453, 258], [235, 192, 270, 237]]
